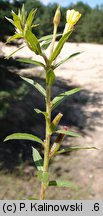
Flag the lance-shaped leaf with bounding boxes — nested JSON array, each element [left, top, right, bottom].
[[41, 39, 52, 50], [39, 34, 62, 50], [21, 77, 46, 97], [26, 8, 37, 30], [39, 34, 54, 42], [39, 33, 61, 43], [48, 180, 79, 190], [4, 133, 44, 146], [49, 31, 72, 63], [34, 109, 48, 118], [37, 170, 48, 183], [5, 45, 26, 59], [54, 52, 81, 69], [6, 33, 23, 44], [25, 30, 42, 55], [5, 17, 15, 26], [57, 146, 97, 154], [11, 11, 22, 32], [32, 147, 43, 171], [17, 58, 45, 68], [55, 130, 81, 137], [52, 87, 81, 110], [31, 24, 39, 29], [6, 16, 22, 32], [19, 4, 27, 24]]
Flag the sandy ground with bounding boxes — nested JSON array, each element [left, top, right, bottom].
[[54, 43, 103, 199], [1, 41, 103, 199]]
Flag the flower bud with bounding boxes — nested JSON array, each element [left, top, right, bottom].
[[49, 126, 68, 159], [53, 5, 61, 26], [50, 113, 63, 134]]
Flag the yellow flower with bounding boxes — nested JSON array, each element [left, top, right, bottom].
[[63, 9, 81, 34], [66, 9, 81, 25]]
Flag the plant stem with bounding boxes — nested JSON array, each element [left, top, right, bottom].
[[50, 24, 57, 56], [40, 74, 51, 200], [40, 22, 57, 200]]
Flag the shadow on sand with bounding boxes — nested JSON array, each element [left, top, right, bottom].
[[0, 56, 102, 170]]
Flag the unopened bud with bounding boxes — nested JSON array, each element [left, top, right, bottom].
[[53, 5, 61, 26], [50, 113, 63, 134], [49, 126, 67, 159]]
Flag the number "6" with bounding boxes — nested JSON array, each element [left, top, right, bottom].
[[94, 203, 99, 211]]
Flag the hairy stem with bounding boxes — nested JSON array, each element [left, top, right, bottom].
[[40, 74, 51, 200]]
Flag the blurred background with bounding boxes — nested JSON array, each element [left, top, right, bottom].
[[0, 0, 103, 199]]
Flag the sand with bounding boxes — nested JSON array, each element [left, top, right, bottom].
[[1, 41, 103, 199]]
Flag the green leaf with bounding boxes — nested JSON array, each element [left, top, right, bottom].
[[11, 11, 22, 32], [5, 17, 15, 26], [49, 31, 72, 63], [31, 24, 39, 29], [41, 39, 52, 50], [21, 77, 46, 97], [37, 170, 48, 183], [4, 133, 44, 145], [52, 87, 81, 110], [39, 34, 61, 42], [39, 34, 62, 50], [57, 146, 97, 154], [54, 52, 81, 68], [32, 147, 43, 171], [47, 69, 55, 86], [34, 109, 48, 118], [55, 130, 81, 137], [26, 8, 37, 30], [39, 35, 53, 42], [17, 58, 45, 68], [20, 4, 27, 24], [6, 33, 23, 44], [5, 45, 25, 59], [25, 30, 42, 55], [6, 14, 22, 32], [48, 180, 79, 190]]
